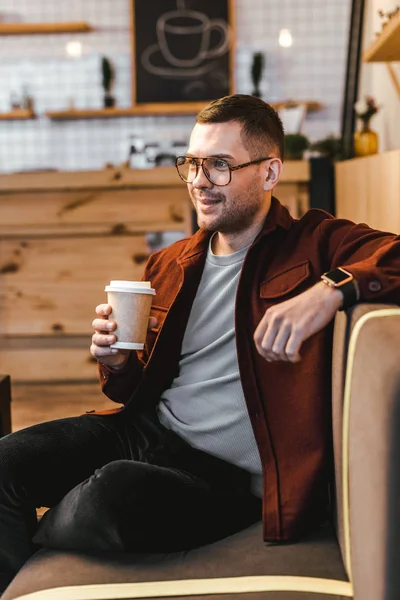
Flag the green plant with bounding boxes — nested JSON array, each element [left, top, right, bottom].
[[251, 52, 264, 97], [102, 56, 115, 92], [310, 135, 343, 161], [284, 133, 310, 160]]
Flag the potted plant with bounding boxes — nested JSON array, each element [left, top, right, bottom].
[[353, 96, 379, 156], [102, 56, 116, 108], [251, 52, 264, 97], [309, 135, 343, 162], [284, 133, 310, 160]]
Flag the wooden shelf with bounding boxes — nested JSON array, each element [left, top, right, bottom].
[[0, 22, 92, 35], [46, 100, 324, 121], [363, 11, 400, 62], [0, 109, 36, 120], [270, 101, 324, 112], [46, 104, 209, 120]]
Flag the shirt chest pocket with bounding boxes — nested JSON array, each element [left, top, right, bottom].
[[259, 260, 312, 301]]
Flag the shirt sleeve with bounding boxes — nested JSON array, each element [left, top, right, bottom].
[[98, 352, 146, 405], [318, 216, 400, 303]]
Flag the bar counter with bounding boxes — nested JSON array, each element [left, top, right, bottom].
[[0, 163, 310, 383]]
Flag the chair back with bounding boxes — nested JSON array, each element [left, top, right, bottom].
[[332, 306, 400, 599]]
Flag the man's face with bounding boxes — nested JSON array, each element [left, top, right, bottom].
[[186, 121, 268, 234]]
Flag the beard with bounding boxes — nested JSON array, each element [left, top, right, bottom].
[[190, 177, 265, 234]]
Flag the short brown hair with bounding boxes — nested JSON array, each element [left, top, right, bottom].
[[196, 94, 285, 160]]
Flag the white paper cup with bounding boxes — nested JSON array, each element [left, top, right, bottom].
[[104, 280, 156, 350]]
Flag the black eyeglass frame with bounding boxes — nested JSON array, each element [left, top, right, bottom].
[[175, 155, 274, 186]]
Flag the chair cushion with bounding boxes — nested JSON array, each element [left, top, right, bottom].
[[3, 522, 350, 600]]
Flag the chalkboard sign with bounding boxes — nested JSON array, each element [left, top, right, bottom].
[[131, 0, 234, 111]]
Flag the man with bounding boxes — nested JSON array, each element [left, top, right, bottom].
[[0, 94, 399, 593]]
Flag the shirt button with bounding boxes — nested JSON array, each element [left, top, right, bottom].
[[368, 280, 382, 292]]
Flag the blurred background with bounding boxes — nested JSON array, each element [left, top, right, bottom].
[[0, 0, 354, 172]]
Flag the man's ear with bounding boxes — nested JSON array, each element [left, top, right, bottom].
[[263, 158, 283, 191]]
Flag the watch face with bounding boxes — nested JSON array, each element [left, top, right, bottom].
[[325, 269, 353, 284]]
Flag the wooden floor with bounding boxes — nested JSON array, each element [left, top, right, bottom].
[[11, 382, 117, 431]]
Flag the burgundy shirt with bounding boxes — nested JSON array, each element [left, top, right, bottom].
[[98, 197, 400, 541]]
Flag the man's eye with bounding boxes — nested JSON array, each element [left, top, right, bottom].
[[213, 159, 229, 170]]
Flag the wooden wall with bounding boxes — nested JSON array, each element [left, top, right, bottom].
[[0, 164, 309, 383], [335, 150, 400, 232]]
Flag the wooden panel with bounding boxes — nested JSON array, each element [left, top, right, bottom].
[[280, 161, 310, 183], [0, 235, 152, 335], [0, 166, 183, 192], [368, 152, 400, 233], [335, 157, 371, 224], [335, 151, 400, 233], [0, 346, 98, 383], [11, 382, 116, 431], [276, 184, 302, 219], [0, 188, 191, 236], [0, 163, 309, 194]]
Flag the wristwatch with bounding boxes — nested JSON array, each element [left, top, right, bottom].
[[321, 267, 359, 311]]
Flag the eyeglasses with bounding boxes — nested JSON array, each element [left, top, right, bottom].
[[175, 155, 273, 187]]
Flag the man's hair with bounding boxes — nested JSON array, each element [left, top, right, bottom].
[[196, 94, 285, 161]]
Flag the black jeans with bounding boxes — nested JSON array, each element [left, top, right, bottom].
[[0, 405, 261, 593]]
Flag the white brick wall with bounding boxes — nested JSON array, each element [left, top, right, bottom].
[[0, 0, 351, 173]]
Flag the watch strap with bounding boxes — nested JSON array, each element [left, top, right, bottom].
[[336, 279, 359, 310], [321, 269, 359, 311]]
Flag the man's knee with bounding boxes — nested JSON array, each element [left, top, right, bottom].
[[33, 460, 157, 552], [85, 459, 156, 499]]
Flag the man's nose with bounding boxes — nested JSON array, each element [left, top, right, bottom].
[[192, 163, 213, 188]]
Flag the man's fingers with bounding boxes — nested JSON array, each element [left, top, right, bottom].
[[92, 332, 117, 347], [94, 309, 156, 333], [148, 316, 158, 330], [92, 318, 116, 332], [93, 305, 114, 332], [254, 311, 303, 363], [257, 316, 281, 361], [271, 322, 292, 361], [95, 304, 112, 317], [90, 344, 118, 359], [284, 329, 303, 362]]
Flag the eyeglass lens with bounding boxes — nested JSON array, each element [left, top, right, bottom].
[[177, 158, 230, 186]]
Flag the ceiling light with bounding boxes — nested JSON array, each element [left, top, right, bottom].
[[279, 29, 293, 48], [65, 40, 83, 58]]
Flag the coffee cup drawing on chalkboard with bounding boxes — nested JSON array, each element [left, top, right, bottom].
[[141, 4, 229, 78]]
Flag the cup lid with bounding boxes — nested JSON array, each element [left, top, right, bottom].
[[105, 280, 155, 295]]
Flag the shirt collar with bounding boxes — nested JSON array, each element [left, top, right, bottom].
[[178, 196, 293, 262]]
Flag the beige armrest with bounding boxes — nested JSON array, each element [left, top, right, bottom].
[[341, 308, 400, 600]]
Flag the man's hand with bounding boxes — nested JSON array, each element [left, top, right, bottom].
[[90, 304, 158, 370], [254, 282, 343, 363]]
